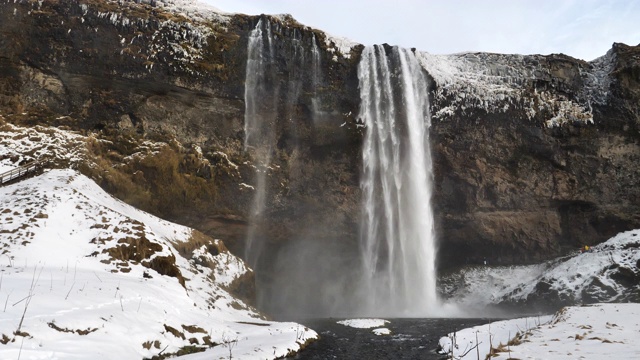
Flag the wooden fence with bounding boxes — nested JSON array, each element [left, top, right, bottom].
[[0, 160, 44, 186]]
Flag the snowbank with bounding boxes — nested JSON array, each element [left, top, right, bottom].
[[438, 315, 552, 359], [491, 303, 640, 359], [0, 170, 316, 359], [440, 303, 640, 359]]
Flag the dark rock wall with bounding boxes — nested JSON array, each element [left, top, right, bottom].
[[0, 1, 364, 278], [1, 0, 639, 281], [430, 45, 640, 267]]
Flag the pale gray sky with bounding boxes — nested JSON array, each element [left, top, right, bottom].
[[202, 0, 640, 61]]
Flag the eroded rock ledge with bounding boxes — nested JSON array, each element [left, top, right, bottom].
[[1, 0, 639, 279]]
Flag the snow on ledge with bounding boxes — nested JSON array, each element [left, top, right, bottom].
[[324, 33, 358, 60], [415, 50, 603, 125], [124, 0, 231, 23]]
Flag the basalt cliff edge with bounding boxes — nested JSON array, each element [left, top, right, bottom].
[[1, 1, 639, 299]]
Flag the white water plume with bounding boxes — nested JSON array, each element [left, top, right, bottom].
[[357, 45, 439, 316]]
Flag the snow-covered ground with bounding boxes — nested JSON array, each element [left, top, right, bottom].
[[441, 230, 640, 310], [440, 229, 640, 358], [439, 314, 553, 359], [0, 169, 316, 359], [439, 303, 640, 359]]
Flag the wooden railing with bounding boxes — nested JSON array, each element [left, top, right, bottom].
[[0, 160, 44, 186]]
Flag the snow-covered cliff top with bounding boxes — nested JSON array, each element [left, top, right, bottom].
[[118, 0, 230, 22], [417, 49, 614, 126]]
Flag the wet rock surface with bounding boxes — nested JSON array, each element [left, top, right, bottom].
[[1, 1, 639, 303]]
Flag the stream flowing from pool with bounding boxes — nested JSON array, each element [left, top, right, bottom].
[[286, 318, 494, 359]]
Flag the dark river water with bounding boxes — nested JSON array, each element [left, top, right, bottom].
[[286, 318, 494, 360]]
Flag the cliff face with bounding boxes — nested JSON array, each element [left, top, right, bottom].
[[427, 46, 640, 266], [1, 0, 639, 293]]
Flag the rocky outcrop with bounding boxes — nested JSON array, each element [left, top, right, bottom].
[[1, 1, 639, 307], [440, 230, 640, 311], [427, 45, 640, 267], [0, 0, 361, 257]]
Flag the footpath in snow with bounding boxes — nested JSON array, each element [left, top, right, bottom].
[[439, 303, 640, 359]]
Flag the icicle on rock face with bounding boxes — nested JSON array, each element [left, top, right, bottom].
[[357, 45, 438, 316]]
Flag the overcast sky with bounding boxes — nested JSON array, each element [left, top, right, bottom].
[[202, 0, 639, 61]]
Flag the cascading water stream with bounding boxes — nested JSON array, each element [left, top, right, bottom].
[[357, 45, 438, 316], [243, 19, 320, 272], [286, 28, 305, 118], [242, 20, 439, 317], [243, 19, 277, 268], [310, 34, 322, 118]]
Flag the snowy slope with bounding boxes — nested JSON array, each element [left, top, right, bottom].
[[491, 303, 640, 360], [439, 303, 640, 360], [438, 314, 553, 359], [0, 169, 316, 359], [441, 230, 640, 309], [439, 262, 550, 309]]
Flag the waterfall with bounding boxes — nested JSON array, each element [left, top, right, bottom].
[[242, 20, 439, 317], [310, 34, 322, 117], [357, 45, 438, 316], [244, 18, 276, 151], [243, 19, 277, 267], [244, 19, 327, 273], [287, 29, 305, 115]]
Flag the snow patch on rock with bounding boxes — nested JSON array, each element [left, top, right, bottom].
[[324, 33, 357, 60], [372, 327, 391, 336], [0, 121, 87, 172]]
